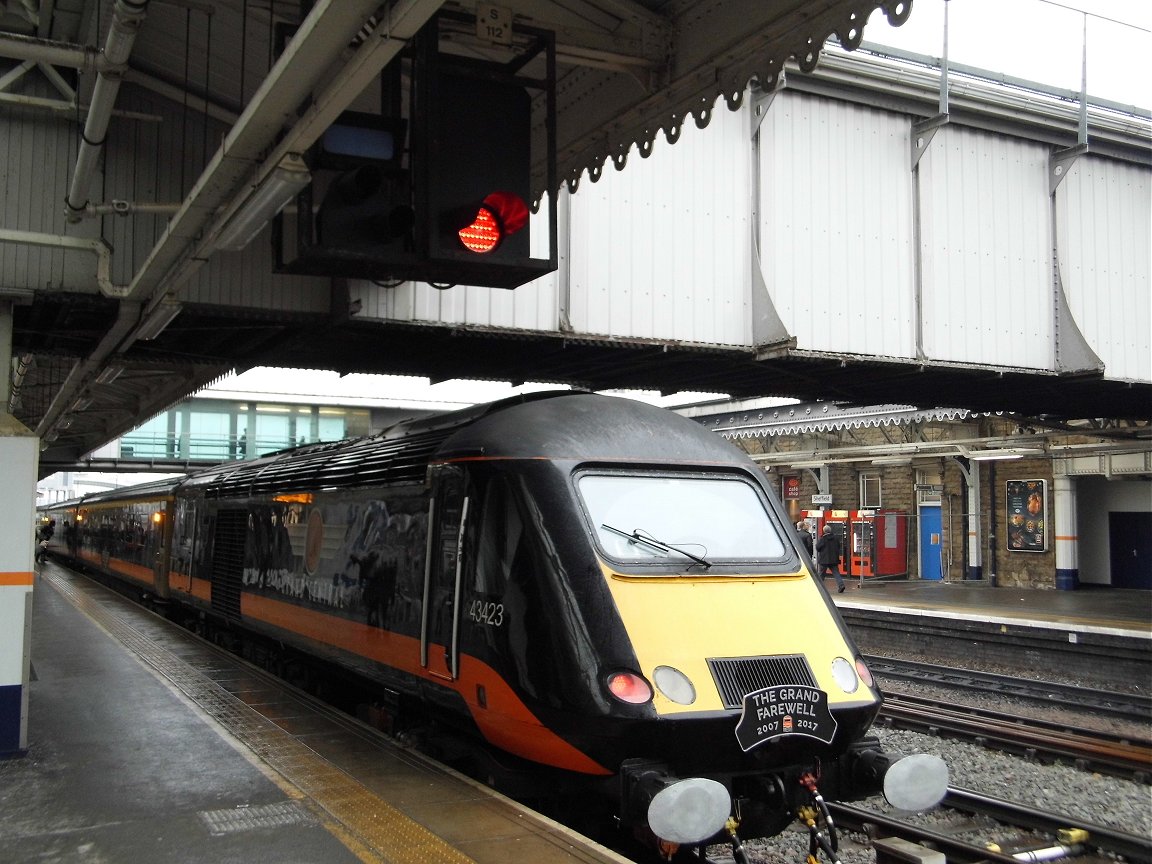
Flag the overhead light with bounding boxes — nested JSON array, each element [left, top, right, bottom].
[[71, 396, 92, 411], [57, 416, 73, 429], [965, 447, 1044, 461], [214, 154, 312, 252], [136, 299, 183, 340], [788, 460, 830, 468], [871, 456, 913, 466], [95, 363, 124, 384]]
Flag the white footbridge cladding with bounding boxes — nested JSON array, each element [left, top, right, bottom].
[[345, 47, 1151, 390], [4, 45, 1149, 391]]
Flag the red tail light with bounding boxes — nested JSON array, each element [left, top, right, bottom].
[[607, 671, 653, 705]]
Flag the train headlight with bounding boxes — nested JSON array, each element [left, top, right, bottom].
[[831, 657, 859, 693], [653, 665, 696, 705], [607, 671, 653, 705], [647, 778, 731, 845]]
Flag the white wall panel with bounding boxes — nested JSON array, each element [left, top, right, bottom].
[[564, 102, 751, 346], [919, 126, 1053, 369], [760, 92, 916, 358], [1057, 157, 1151, 383]]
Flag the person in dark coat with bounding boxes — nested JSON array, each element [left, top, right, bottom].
[[796, 520, 814, 560], [815, 524, 845, 593]]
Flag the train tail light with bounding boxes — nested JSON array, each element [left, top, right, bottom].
[[606, 671, 652, 705]]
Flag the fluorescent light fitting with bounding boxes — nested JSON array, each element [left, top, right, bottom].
[[95, 363, 124, 384], [966, 447, 1044, 461], [214, 154, 311, 252], [788, 460, 830, 468], [71, 397, 92, 412], [136, 299, 182, 340], [871, 456, 913, 466]]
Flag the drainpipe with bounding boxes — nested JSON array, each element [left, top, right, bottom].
[[64, 0, 150, 222]]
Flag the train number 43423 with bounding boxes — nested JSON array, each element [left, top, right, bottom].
[[467, 599, 505, 627]]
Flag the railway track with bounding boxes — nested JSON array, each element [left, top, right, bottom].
[[828, 787, 1152, 864], [879, 693, 1152, 782], [866, 656, 1152, 724]]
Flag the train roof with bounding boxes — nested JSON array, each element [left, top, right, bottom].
[[41, 477, 182, 510], [439, 392, 752, 466], [175, 391, 573, 498], [93, 392, 754, 502]]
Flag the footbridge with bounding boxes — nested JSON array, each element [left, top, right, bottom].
[[3, 14, 1149, 475]]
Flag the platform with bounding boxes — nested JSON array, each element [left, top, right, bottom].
[[830, 577, 1152, 635], [827, 577, 1151, 690], [0, 564, 629, 864]]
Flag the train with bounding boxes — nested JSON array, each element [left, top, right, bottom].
[[39, 391, 945, 857]]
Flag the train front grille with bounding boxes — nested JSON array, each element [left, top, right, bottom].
[[707, 654, 818, 709]]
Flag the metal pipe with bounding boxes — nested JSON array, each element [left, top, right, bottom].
[[81, 200, 183, 218], [65, 0, 150, 222], [0, 300, 13, 410], [0, 228, 129, 297]]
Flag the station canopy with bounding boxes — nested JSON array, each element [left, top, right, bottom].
[[1, 2, 1146, 476]]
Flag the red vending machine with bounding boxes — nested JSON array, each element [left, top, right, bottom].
[[802, 509, 907, 578], [848, 509, 908, 578]]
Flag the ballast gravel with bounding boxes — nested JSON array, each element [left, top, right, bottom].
[[703, 654, 1151, 864]]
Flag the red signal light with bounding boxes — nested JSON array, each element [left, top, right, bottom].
[[457, 191, 529, 254]]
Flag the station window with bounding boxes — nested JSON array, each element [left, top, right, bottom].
[[860, 473, 882, 508]]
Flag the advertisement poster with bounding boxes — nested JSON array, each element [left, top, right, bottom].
[[1006, 479, 1047, 552]]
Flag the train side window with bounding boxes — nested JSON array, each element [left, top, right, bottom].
[[473, 475, 521, 596], [423, 465, 468, 677]]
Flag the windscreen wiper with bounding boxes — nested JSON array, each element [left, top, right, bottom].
[[600, 524, 711, 569]]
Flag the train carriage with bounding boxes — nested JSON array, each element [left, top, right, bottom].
[[41, 391, 945, 853]]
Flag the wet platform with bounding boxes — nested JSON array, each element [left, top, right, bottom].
[[827, 577, 1151, 689], [1, 564, 629, 864]]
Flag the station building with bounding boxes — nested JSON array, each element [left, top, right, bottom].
[[686, 400, 1152, 591]]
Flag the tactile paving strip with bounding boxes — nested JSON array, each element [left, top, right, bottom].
[[43, 570, 475, 864]]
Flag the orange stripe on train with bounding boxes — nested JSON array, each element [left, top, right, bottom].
[[241, 592, 609, 775]]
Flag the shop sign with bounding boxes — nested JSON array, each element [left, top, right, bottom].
[[783, 476, 801, 499]]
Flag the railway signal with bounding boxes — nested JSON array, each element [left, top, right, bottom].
[[275, 15, 557, 290]]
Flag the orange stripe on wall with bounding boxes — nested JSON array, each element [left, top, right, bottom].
[[0, 572, 34, 586]]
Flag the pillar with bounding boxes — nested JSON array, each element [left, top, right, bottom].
[[959, 459, 983, 580], [1053, 474, 1080, 590], [0, 415, 37, 757], [1, 299, 37, 756]]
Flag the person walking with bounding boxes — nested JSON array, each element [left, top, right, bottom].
[[816, 524, 845, 593]]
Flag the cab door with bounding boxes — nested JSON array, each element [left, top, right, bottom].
[[421, 466, 469, 680]]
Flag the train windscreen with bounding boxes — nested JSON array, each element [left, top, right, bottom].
[[578, 473, 786, 566]]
